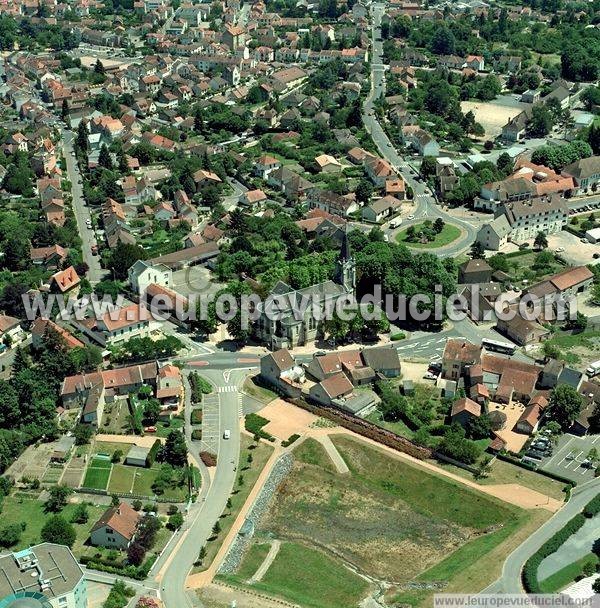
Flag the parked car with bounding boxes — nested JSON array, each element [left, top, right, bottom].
[[223, 429, 231, 440], [556, 247, 564, 253], [144, 426, 157, 433], [423, 372, 437, 380]]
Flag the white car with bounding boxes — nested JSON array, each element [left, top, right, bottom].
[[423, 372, 437, 380], [556, 247, 564, 253], [223, 429, 231, 440], [407, 215, 415, 220]]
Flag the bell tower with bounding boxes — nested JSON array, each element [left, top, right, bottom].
[[335, 230, 356, 293]]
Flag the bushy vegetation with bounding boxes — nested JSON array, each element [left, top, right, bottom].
[[245, 414, 274, 441]]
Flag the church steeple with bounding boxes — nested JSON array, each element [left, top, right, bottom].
[[336, 229, 355, 292]]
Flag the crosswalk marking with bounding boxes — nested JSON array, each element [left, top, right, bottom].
[[237, 394, 243, 418], [217, 385, 237, 393]]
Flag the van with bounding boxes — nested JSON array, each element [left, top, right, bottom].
[[223, 429, 231, 440], [389, 219, 401, 229]]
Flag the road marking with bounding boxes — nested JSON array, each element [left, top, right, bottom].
[[217, 385, 237, 393]]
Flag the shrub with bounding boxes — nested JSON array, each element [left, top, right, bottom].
[[189, 373, 212, 402], [282, 434, 300, 447], [191, 429, 202, 441], [191, 408, 203, 425], [200, 452, 217, 467], [390, 332, 406, 341], [167, 512, 184, 530], [245, 413, 274, 441], [583, 493, 600, 518]]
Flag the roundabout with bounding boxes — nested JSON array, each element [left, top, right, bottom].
[[395, 221, 463, 250]]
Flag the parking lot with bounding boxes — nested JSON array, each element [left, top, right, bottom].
[[539, 433, 600, 483], [199, 393, 220, 454]]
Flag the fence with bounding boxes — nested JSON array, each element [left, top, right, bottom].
[[290, 397, 431, 460]]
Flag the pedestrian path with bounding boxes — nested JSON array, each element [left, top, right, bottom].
[[248, 540, 281, 584], [218, 385, 238, 393], [315, 434, 349, 474]]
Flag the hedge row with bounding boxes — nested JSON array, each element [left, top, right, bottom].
[[522, 492, 600, 592], [245, 413, 274, 441], [583, 493, 600, 518], [80, 554, 157, 581]]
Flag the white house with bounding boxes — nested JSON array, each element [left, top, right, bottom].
[[128, 260, 172, 295], [90, 502, 141, 550]]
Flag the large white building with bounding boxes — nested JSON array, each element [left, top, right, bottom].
[[0, 544, 87, 608], [128, 260, 172, 295]]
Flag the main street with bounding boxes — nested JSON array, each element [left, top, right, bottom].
[[159, 367, 247, 608], [61, 129, 107, 284], [363, 3, 477, 258]]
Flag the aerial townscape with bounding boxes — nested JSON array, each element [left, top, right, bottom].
[[1, 0, 600, 606]]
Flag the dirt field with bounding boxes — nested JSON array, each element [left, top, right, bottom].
[[547, 232, 600, 267], [258, 436, 520, 583], [6, 443, 56, 484], [197, 582, 298, 608], [461, 101, 524, 139], [258, 400, 319, 441]]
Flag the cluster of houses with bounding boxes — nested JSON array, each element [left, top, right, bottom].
[[260, 344, 402, 416], [60, 360, 183, 427], [455, 257, 594, 344], [442, 338, 600, 442]]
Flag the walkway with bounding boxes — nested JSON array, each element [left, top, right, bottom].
[[315, 434, 349, 474], [248, 540, 281, 584]]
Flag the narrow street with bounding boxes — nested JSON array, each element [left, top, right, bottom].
[[61, 129, 107, 284], [363, 3, 477, 258]]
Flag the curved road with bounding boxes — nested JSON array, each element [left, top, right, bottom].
[[363, 4, 477, 257], [485, 479, 600, 593]]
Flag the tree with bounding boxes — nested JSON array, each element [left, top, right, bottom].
[[467, 413, 492, 440], [41, 515, 76, 548], [529, 103, 553, 137], [212, 520, 221, 535], [355, 179, 373, 204], [167, 512, 184, 530], [142, 399, 161, 425], [61, 98, 69, 121], [127, 542, 146, 566], [534, 231, 548, 250], [470, 240, 485, 259], [431, 25, 455, 55], [433, 218, 445, 234], [420, 156, 437, 178], [76, 120, 89, 152], [593, 578, 600, 594], [108, 242, 146, 280], [161, 431, 187, 467], [98, 144, 113, 170], [496, 152, 513, 175], [0, 524, 22, 548], [70, 503, 89, 524], [438, 424, 482, 464], [73, 423, 93, 446], [94, 59, 105, 75], [45, 485, 73, 512], [547, 385, 584, 430]]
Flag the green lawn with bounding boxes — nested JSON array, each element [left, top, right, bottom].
[[224, 542, 271, 583], [108, 465, 136, 494], [396, 223, 462, 248], [156, 416, 184, 438], [0, 496, 105, 559], [82, 461, 112, 490], [254, 542, 369, 608], [539, 554, 599, 593]]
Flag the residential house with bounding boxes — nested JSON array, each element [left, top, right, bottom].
[[501, 195, 568, 242], [361, 195, 402, 223], [50, 266, 80, 295], [476, 215, 511, 251], [128, 259, 172, 294], [441, 339, 482, 381], [450, 397, 481, 428], [562, 156, 600, 195], [90, 502, 141, 550]]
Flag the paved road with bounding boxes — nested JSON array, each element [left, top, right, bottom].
[[61, 129, 107, 284], [363, 4, 477, 258], [160, 367, 246, 608], [485, 479, 600, 593]]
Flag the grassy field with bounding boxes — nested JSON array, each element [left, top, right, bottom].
[[82, 458, 112, 490], [108, 465, 136, 493], [243, 377, 277, 404], [195, 435, 274, 573], [156, 416, 184, 438], [539, 553, 598, 593], [223, 542, 271, 583], [0, 496, 105, 558], [254, 542, 370, 608], [396, 223, 462, 248], [438, 458, 566, 501], [250, 435, 536, 608]]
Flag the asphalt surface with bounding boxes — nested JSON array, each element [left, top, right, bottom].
[[363, 4, 477, 258], [159, 367, 246, 608], [485, 479, 600, 593], [61, 129, 107, 284]]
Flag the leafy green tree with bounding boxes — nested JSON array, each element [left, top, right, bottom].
[[529, 103, 553, 137], [70, 503, 89, 524], [161, 431, 187, 467], [107, 242, 147, 280], [470, 240, 485, 259], [355, 179, 373, 204], [420, 156, 437, 178], [0, 524, 22, 548], [496, 152, 513, 175], [98, 144, 113, 170], [76, 120, 89, 152], [547, 385, 584, 430], [167, 512, 184, 530], [73, 424, 93, 446], [534, 231, 548, 250], [41, 515, 76, 548], [467, 413, 492, 440], [45, 485, 73, 512]]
